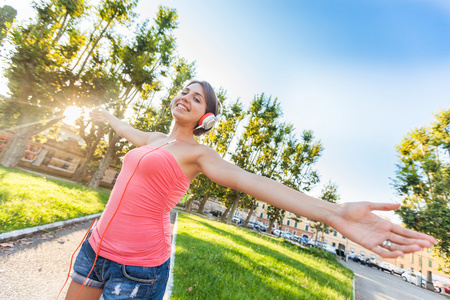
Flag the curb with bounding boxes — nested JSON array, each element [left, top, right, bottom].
[[0, 213, 102, 243]]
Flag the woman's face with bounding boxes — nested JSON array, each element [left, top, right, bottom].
[[172, 83, 207, 127]]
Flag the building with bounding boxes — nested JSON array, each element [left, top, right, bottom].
[[0, 125, 120, 187]]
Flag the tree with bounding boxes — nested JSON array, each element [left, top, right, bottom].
[[0, 5, 17, 44], [0, 0, 87, 167], [309, 182, 340, 244], [392, 108, 450, 273], [87, 5, 179, 189], [190, 93, 245, 214]]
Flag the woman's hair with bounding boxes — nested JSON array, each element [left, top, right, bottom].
[[185, 80, 219, 136]]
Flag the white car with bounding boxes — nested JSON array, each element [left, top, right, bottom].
[[322, 244, 337, 255], [271, 229, 281, 237], [401, 270, 426, 288]]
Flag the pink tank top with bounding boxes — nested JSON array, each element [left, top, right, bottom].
[[89, 145, 190, 267]]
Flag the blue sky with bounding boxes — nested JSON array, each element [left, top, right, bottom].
[[2, 0, 450, 222]]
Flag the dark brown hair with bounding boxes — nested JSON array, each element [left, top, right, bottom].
[[186, 80, 219, 136]]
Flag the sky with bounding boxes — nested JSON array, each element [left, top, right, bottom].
[[2, 0, 450, 222]]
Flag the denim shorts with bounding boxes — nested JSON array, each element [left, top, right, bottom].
[[71, 240, 170, 300]]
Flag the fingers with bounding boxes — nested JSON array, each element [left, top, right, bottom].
[[391, 224, 437, 246], [367, 202, 401, 211]]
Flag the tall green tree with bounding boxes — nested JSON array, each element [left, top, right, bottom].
[[0, 0, 87, 168], [87, 5, 179, 189], [0, 4, 17, 44], [265, 129, 323, 231], [224, 94, 284, 223], [392, 108, 450, 273]]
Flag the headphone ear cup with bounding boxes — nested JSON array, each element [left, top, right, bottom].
[[198, 113, 216, 130]]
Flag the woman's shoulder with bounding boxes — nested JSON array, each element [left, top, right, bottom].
[[146, 132, 168, 144]]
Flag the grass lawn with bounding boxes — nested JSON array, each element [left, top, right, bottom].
[[173, 213, 354, 300], [0, 166, 109, 233]]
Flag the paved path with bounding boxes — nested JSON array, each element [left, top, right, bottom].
[[0, 220, 93, 299], [340, 259, 447, 300], [0, 212, 178, 300]]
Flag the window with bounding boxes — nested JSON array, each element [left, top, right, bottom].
[[285, 228, 289, 232], [332, 242, 336, 247], [294, 222, 298, 228], [262, 204, 265, 209], [429, 260, 432, 268], [260, 213, 263, 218], [323, 239, 327, 244], [360, 251, 365, 256], [287, 220, 290, 226], [350, 248, 355, 253], [293, 230, 297, 235], [325, 228, 329, 234], [411, 254, 414, 264], [264, 222, 268, 225], [305, 225, 309, 231], [333, 230, 337, 236], [400, 264, 404, 269], [256, 202, 259, 206], [278, 226, 282, 230], [342, 235, 346, 239]]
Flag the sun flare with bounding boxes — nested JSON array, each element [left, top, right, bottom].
[[62, 106, 82, 126]]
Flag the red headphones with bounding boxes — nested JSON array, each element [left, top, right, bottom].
[[171, 99, 222, 130]]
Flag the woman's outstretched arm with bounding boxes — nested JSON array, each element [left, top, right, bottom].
[[198, 146, 437, 258], [90, 108, 152, 147]]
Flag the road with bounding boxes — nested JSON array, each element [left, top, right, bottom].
[[341, 259, 447, 300]]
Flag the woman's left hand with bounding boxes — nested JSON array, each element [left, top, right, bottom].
[[329, 202, 437, 258]]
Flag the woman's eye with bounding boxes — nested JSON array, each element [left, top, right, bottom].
[[194, 97, 200, 103]]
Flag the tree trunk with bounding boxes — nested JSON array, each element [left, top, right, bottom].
[[87, 132, 119, 189], [220, 206, 230, 221], [0, 128, 30, 168], [243, 205, 255, 226], [185, 197, 194, 212], [71, 145, 96, 182], [226, 194, 241, 224], [197, 194, 210, 214], [268, 219, 275, 232]]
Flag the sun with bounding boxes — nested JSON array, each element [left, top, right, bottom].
[[62, 106, 82, 126]]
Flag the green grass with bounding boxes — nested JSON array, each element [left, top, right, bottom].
[[173, 213, 354, 300], [0, 166, 109, 233]]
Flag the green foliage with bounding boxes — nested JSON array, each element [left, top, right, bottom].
[[0, 166, 109, 233], [0, 5, 17, 44], [173, 213, 353, 299], [392, 108, 450, 273], [310, 182, 340, 242]]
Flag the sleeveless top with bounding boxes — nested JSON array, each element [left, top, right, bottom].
[[89, 145, 190, 267]]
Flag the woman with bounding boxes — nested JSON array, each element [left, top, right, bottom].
[[65, 80, 436, 300]]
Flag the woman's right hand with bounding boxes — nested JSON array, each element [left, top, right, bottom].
[[90, 108, 110, 123]]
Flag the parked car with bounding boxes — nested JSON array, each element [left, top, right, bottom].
[[365, 258, 379, 269], [246, 221, 256, 229], [271, 229, 282, 237], [231, 216, 240, 224], [378, 262, 394, 274], [293, 236, 307, 245], [322, 244, 337, 255], [254, 222, 267, 232], [352, 255, 364, 263], [383, 263, 404, 275], [348, 253, 358, 261], [434, 281, 450, 294], [281, 232, 294, 240], [401, 270, 426, 288], [209, 210, 222, 217]]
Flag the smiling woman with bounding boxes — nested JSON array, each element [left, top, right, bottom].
[[62, 106, 83, 126]]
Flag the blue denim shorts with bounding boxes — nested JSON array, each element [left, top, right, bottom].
[[71, 240, 170, 300]]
